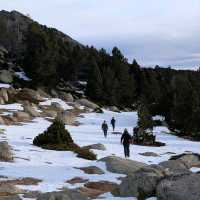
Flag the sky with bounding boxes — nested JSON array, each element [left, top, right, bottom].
[[1, 0, 200, 68]]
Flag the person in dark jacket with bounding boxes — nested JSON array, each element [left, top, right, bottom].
[[102, 121, 108, 138], [121, 129, 132, 157], [111, 117, 116, 131]]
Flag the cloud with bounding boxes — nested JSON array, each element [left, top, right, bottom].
[[1, 0, 200, 67]]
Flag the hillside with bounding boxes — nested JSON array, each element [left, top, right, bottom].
[[1, 10, 200, 140]]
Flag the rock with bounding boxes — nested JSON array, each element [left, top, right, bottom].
[[0, 88, 9, 103], [66, 177, 89, 185], [76, 99, 99, 110], [57, 110, 76, 125], [51, 102, 63, 110], [36, 88, 50, 98], [36, 189, 88, 200], [82, 143, 106, 151], [0, 116, 5, 125], [0, 182, 22, 195], [159, 160, 188, 172], [15, 88, 43, 103], [13, 111, 31, 122], [77, 187, 103, 199], [83, 181, 118, 198], [139, 152, 160, 157], [170, 153, 200, 168], [93, 107, 103, 113], [23, 104, 40, 117], [156, 173, 200, 200], [108, 106, 120, 112], [0, 141, 13, 162], [99, 156, 147, 175], [50, 89, 59, 98], [0, 196, 21, 200], [59, 92, 74, 102], [43, 109, 58, 118], [78, 166, 105, 175], [116, 165, 166, 199], [0, 70, 13, 83]]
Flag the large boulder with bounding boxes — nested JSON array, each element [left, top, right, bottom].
[[23, 104, 40, 117], [0, 88, 9, 103], [59, 92, 74, 102], [116, 165, 166, 199], [170, 153, 200, 168], [0, 141, 13, 162], [83, 143, 106, 151], [15, 88, 43, 103], [159, 160, 188, 172], [156, 173, 200, 200], [13, 111, 31, 122], [0, 70, 13, 83], [36, 189, 88, 200], [76, 99, 99, 110], [99, 156, 147, 175]]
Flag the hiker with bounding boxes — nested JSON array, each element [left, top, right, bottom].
[[121, 129, 132, 157], [102, 121, 108, 138], [111, 117, 116, 131]]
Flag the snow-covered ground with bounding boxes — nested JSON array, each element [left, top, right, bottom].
[[0, 106, 199, 199]]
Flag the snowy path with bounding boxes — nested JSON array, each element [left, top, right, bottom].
[[0, 108, 199, 199]]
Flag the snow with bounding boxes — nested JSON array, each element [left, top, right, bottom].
[[39, 98, 73, 110], [0, 105, 199, 199], [153, 115, 165, 121], [0, 103, 23, 111], [190, 167, 200, 173], [15, 71, 31, 81], [0, 83, 11, 88]]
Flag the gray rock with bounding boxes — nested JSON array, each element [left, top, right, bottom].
[[13, 111, 31, 122], [117, 165, 166, 199], [0, 88, 9, 103], [37, 190, 88, 200], [76, 99, 99, 110], [59, 92, 74, 102], [83, 143, 106, 151], [108, 106, 120, 113], [159, 160, 188, 172], [0, 141, 13, 162], [16, 88, 43, 103], [23, 104, 40, 117], [139, 152, 160, 157], [0, 70, 13, 83], [51, 102, 63, 110], [156, 173, 200, 200], [0, 196, 21, 200], [170, 153, 200, 168], [99, 156, 147, 175], [78, 166, 105, 175]]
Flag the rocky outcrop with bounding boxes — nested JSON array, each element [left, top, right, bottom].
[[76, 99, 99, 110], [78, 166, 105, 175], [59, 92, 74, 102], [116, 165, 166, 199], [170, 153, 200, 168], [23, 104, 40, 117], [156, 173, 200, 200], [82, 143, 106, 151], [99, 156, 147, 175], [13, 111, 31, 122], [36, 189, 88, 200], [15, 88, 43, 103], [0, 141, 13, 162]]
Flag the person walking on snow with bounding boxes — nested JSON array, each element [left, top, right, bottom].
[[111, 117, 116, 131], [102, 121, 108, 138], [121, 128, 132, 157]]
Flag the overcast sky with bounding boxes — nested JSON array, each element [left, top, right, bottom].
[[1, 0, 200, 68]]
